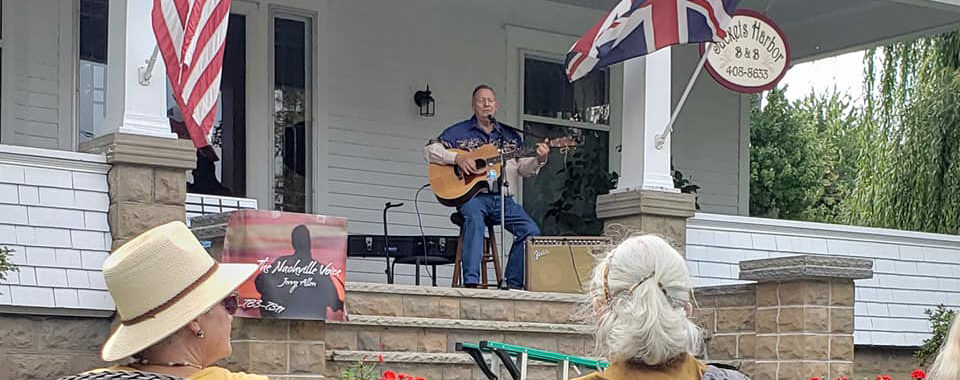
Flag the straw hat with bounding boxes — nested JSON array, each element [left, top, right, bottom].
[[100, 221, 258, 362]]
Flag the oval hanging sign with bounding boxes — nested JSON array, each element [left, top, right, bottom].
[[702, 9, 790, 93]]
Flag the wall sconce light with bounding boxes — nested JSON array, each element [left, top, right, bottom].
[[414, 85, 435, 117]]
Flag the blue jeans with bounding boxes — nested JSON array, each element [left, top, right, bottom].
[[457, 193, 540, 289]]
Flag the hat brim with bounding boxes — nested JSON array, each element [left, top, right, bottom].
[[101, 262, 258, 362]]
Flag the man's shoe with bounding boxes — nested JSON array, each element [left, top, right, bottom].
[[463, 283, 480, 289]]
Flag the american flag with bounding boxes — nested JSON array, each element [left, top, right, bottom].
[[151, 0, 231, 150], [566, 0, 739, 82]]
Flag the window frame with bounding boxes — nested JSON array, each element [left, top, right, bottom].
[[268, 9, 314, 213], [519, 51, 613, 134]]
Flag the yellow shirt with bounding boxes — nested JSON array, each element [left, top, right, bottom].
[[90, 365, 269, 380], [571, 354, 707, 380]]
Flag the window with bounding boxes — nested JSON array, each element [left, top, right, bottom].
[[521, 56, 611, 236], [79, 0, 108, 64], [523, 57, 610, 125], [77, 0, 108, 144], [273, 16, 311, 212]]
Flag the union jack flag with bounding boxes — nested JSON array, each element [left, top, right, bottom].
[[152, 0, 231, 150], [566, 0, 739, 82]]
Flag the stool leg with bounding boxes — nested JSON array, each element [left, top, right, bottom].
[[415, 258, 421, 286], [452, 232, 463, 287], [480, 236, 489, 289], [487, 225, 503, 288]]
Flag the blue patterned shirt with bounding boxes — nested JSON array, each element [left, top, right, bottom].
[[437, 116, 523, 153]]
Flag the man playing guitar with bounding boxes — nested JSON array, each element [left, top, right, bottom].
[[423, 84, 548, 290]]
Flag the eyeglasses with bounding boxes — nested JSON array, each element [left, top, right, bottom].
[[221, 293, 239, 315]]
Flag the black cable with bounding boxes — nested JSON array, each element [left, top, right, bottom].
[[414, 183, 432, 282], [567, 240, 585, 292]]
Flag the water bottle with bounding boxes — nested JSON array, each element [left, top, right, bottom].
[[487, 169, 498, 188]]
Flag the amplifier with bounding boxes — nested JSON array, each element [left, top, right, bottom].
[[526, 236, 613, 294], [347, 235, 459, 260]]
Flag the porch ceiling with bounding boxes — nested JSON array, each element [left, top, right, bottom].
[[550, 0, 960, 62]]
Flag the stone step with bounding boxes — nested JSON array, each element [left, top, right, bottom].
[[335, 315, 592, 334], [326, 350, 597, 380], [325, 314, 594, 357], [345, 282, 583, 325]]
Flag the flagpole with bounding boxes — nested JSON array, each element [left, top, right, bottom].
[[654, 43, 710, 150], [138, 45, 161, 86]]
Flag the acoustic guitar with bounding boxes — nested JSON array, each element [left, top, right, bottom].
[[428, 137, 576, 207]]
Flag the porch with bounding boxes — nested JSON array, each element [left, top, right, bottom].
[[1, 0, 960, 379]]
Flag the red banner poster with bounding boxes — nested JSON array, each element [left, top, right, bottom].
[[221, 210, 348, 321]]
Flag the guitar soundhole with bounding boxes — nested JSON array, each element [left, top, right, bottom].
[[475, 159, 487, 169]]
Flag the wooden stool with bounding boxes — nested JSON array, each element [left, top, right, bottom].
[[450, 212, 502, 289]]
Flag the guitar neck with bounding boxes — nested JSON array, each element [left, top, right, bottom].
[[485, 147, 538, 165]]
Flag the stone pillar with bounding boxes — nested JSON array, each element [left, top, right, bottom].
[[80, 133, 196, 248], [740, 255, 873, 380], [596, 190, 695, 253]]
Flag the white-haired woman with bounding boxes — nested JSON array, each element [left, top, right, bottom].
[[572, 235, 751, 380], [80, 221, 265, 380], [929, 312, 960, 380]]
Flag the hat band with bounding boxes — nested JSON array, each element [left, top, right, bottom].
[[122, 262, 220, 326]]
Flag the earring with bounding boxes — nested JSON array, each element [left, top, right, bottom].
[[196, 329, 205, 338]]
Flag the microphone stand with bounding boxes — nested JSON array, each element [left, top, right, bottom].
[[382, 202, 404, 284], [489, 116, 507, 289]]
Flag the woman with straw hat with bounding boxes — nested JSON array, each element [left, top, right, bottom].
[[84, 221, 265, 380], [572, 235, 752, 380]]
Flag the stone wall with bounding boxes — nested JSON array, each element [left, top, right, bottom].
[[695, 284, 757, 371], [0, 314, 111, 380], [696, 255, 872, 380], [854, 347, 917, 380], [223, 318, 328, 380]]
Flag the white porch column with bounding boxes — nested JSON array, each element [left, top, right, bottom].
[[80, 0, 195, 248], [596, 47, 695, 253], [101, 0, 175, 139], [618, 47, 676, 192]]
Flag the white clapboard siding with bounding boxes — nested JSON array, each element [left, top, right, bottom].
[[686, 213, 960, 347], [0, 145, 112, 312], [670, 45, 748, 216], [2, 0, 73, 151]]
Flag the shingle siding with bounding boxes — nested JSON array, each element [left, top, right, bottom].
[[0, 146, 112, 311]]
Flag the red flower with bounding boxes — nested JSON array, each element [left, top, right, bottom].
[[836, 377, 849, 380], [380, 370, 397, 380], [377, 354, 384, 364], [415, 378, 426, 380], [808, 378, 822, 380], [912, 370, 927, 379], [877, 375, 892, 380]]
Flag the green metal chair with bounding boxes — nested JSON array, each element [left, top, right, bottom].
[[456, 340, 609, 380]]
